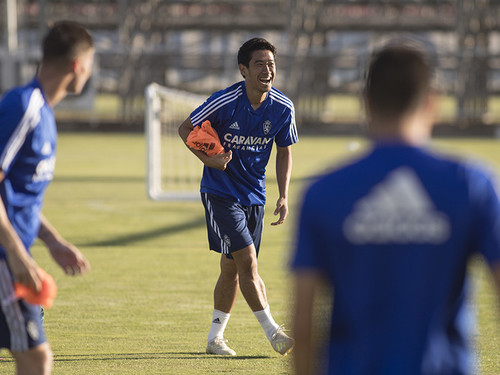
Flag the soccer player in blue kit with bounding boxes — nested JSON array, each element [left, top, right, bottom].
[[291, 43, 500, 375], [0, 21, 93, 374], [179, 38, 298, 356]]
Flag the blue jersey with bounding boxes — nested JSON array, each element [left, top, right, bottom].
[[291, 143, 500, 375], [0, 79, 57, 259], [190, 81, 298, 206]]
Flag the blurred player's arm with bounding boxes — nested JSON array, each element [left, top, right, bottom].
[[38, 213, 90, 275], [489, 262, 500, 311], [272, 145, 292, 225], [0, 171, 43, 291], [293, 269, 323, 375], [178, 117, 232, 171]]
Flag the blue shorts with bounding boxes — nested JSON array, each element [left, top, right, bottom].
[[201, 193, 264, 259], [0, 259, 46, 351]]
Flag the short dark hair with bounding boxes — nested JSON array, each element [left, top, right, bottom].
[[364, 43, 432, 118], [237, 38, 276, 67], [42, 21, 93, 64]]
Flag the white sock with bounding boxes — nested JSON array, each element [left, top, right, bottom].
[[208, 309, 231, 342], [254, 305, 280, 341]]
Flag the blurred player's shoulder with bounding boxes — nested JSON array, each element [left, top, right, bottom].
[[303, 142, 500, 201], [0, 79, 43, 111], [302, 143, 373, 196], [427, 143, 500, 186]]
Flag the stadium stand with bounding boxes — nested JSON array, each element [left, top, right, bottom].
[[0, 0, 497, 131]]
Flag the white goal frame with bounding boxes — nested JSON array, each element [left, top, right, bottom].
[[145, 83, 205, 201]]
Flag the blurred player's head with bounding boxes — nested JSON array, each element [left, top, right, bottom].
[[238, 38, 277, 93], [364, 43, 436, 140], [41, 21, 94, 95]]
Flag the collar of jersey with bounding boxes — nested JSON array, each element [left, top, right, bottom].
[[241, 81, 270, 113]]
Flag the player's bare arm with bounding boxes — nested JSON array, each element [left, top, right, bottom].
[[489, 262, 500, 313], [272, 145, 292, 225], [0, 171, 43, 291], [38, 213, 90, 276], [293, 270, 323, 375], [178, 117, 232, 170]]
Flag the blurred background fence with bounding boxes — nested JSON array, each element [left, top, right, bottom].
[[1, 0, 499, 134]]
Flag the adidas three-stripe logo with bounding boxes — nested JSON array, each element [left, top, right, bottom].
[[343, 167, 451, 245]]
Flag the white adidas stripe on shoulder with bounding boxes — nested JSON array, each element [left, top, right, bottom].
[[191, 86, 243, 127], [270, 89, 294, 111], [289, 115, 299, 143], [269, 90, 298, 142], [271, 94, 295, 112], [270, 88, 293, 104], [0, 89, 44, 173]]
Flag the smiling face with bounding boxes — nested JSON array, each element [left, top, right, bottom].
[[239, 49, 276, 95]]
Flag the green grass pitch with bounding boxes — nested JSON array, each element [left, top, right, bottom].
[[1, 133, 500, 374]]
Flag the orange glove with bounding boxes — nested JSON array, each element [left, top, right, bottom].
[[187, 120, 225, 156], [14, 268, 58, 308]]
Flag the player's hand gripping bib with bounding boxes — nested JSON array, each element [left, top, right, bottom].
[[187, 120, 224, 156]]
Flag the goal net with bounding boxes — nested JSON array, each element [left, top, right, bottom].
[[145, 83, 205, 201]]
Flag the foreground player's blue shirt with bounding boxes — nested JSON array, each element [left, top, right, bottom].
[[0, 79, 57, 259], [291, 143, 500, 375], [190, 81, 298, 206]]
